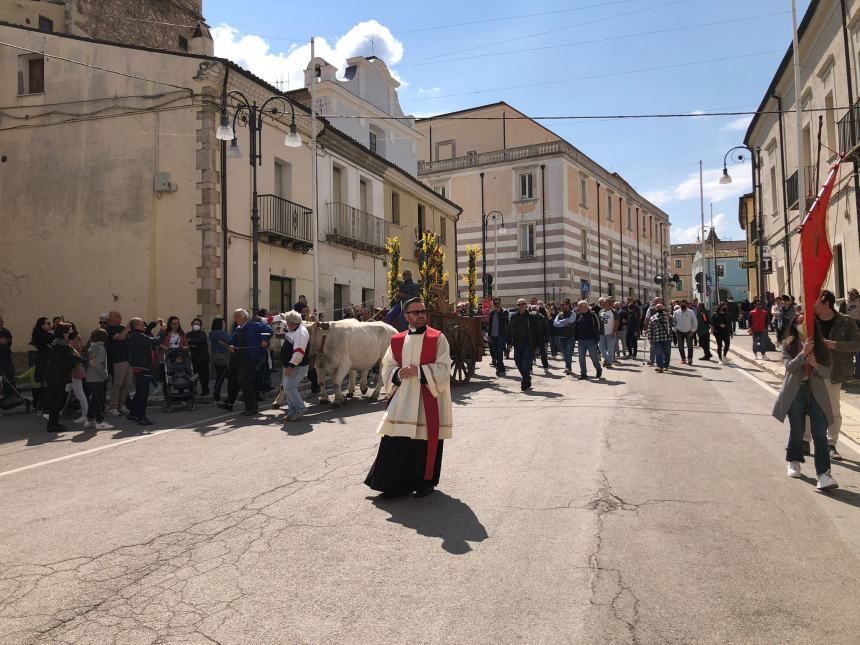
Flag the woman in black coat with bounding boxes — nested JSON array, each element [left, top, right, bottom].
[[29, 317, 54, 412], [186, 317, 210, 396], [45, 322, 86, 432], [711, 303, 733, 364]]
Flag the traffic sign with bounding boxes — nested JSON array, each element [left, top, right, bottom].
[[761, 256, 773, 274]]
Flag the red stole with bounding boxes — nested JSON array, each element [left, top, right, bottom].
[[391, 327, 441, 481]]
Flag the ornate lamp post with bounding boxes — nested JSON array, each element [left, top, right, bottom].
[[720, 145, 763, 300], [216, 91, 302, 314]]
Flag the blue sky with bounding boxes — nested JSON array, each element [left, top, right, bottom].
[[204, 0, 812, 243]]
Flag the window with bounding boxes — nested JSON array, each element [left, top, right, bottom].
[[418, 204, 426, 235], [178, 35, 189, 51], [519, 172, 534, 200], [642, 214, 647, 236], [769, 166, 778, 216], [274, 159, 291, 199], [581, 229, 588, 261], [608, 239, 613, 268], [716, 264, 725, 278], [674, 259, 682, 269], [439, 217, 447, 245], [676, 279, 684, 291], [579, 177, 588, 208], [269, 276, 293, 314], [627, 206, 633, 231], [520, 223, 536, 257], [18, 55, 44, 95], [362, 288, 375, 310], [608, 283, 615, 297], [333, 284, 350, 320], [825, 91, 837, 153], [38, 15, 54, 32], [433, 185, 447, 198], [834, 243, 845, 298], [332, 166, 343, 203], [369, 130, 378, 154], [606, 194, 614, 222], [391, 192, 400, 225], [628, 249, 633, 274], [360, 179, 369, 213]]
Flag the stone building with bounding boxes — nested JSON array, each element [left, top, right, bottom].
[[744, 0, 860, 303], [0, 7, 460, 354], [415, 102, 671, 305]]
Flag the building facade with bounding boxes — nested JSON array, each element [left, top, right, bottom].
[[0, 13, 459, 353], [415, 102, 671, 305], [745, 0, 860, 304], [671, 232, 748, 306]]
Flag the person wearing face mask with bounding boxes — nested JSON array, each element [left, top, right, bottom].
[[29, 317, 54, 413], [186, 317, 210, 397], [711, 302, 732, 364], [672, 300, 697, 365], [772, 312, 838, 490], [45, 323, 87, 432]]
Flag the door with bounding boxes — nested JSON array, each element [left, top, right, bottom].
[[332, 166, 343, 204], [334, 284, 348, 320]]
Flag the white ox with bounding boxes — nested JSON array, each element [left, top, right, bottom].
[[306, 319, 397, 407]]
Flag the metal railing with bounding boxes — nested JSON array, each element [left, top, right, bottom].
[[257, 194, 314, 248], [784, 165, 816, 210], [838, 98, 860, 159], [418, 141, 567, 175], [326, 202, 389, 253]]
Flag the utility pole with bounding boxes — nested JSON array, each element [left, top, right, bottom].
[[699, 161, 708, 309], [310, 37, 320, 316]]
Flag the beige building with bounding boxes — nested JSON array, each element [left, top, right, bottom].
[[415, 102, 671, 305], [668, 246, 696, 302], [0, 7, 459, 356], [738, 193, 759, 298], [671, 232, 748, 305], [745, 0, 860, 303]]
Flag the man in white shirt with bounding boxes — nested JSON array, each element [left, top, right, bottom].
[[672, 300, 698, 365], [598, 297, 617, 369]]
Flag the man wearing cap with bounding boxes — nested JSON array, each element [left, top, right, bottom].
[[365, 298, 453, 498]]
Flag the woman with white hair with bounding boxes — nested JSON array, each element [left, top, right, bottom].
[[279, 310, 310, 421]]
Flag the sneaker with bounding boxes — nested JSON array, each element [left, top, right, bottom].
[[655, 367, 664, 373], [579, 374, 588, 380], [73, 415, 88, 424], [646, 361, 654, 367], [83, 420, 96, 429], [106, 409, 121, 417], [42, 413, 50, 420], [118, 407, 130, 415], [218, 402, 234, 411], [564, 368, 571, 375], [829, 445, 842, 461], [753, 353, 759, 359], [289, 409, 306, 422], [786, 461, 802, 478], [95, 422, 115, 430], [817, 472, 839, 491], [761, 353, 767, 360]]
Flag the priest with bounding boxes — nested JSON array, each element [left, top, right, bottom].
[[364, 298, 453, 498]]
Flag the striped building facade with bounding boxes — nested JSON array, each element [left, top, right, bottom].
[[415, 103, 671, 305]]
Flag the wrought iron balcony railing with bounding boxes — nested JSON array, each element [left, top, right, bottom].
[[326, 202, 389, 254], [838, 98, 860, 160], [257, 194, 314, 251], [784, 165, 816, 210]]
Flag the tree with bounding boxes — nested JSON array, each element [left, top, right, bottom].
[[385, 236, 401, 304], [463, 244, 481, 315], [418, 230, 448, 305]]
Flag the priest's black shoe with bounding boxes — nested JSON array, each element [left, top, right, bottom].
[[413, 485, 435, 498]]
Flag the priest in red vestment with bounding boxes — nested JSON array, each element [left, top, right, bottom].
[[364, 298, 453, 498]]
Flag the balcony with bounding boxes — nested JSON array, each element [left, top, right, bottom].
[[838, 98, 860, 160], [258, 194, 314, 252], [784, 165, 816, 210], [418, 141, 568, 175], [326, 202, 389, 254]]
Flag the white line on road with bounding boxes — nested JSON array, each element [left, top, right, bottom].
[[0, 410, 242, 479]]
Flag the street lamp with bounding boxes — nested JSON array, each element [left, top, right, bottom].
[[720, 145, 763, 301], [481, 209, 505, 298], [217, 91, 303, 314]]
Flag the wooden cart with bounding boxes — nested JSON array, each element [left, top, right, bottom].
[[428, 311, 484, 385]]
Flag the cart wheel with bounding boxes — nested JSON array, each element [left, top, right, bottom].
[[188, 397, 197, 411], [449, 326, 476, 385], [161, 399, 172, 413]]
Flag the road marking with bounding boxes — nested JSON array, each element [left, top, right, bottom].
[[0, 410, 245, 479], [733, 364, 860, 458]]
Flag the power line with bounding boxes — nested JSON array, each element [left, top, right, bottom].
[[398, 11, 790, 68], [402, 50, 784, 102], [0, 103, 196, 132]]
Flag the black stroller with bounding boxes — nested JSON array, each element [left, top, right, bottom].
[[161, 348, 198, 412], [0, 374, 31, 414]]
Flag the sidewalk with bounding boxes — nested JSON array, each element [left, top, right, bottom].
[[728, 330, 860, 448]]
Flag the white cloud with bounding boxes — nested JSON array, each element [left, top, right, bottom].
[[689, 109, 708, 119], [721, 115, 753, 132], [643, 163, 751, 207], [212, 20, 405, 92], [671, 212, 730, 244], [417, 87, 442, 97]]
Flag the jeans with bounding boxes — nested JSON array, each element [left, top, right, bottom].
[[213, 362, 228, 400], [558, 336, 574, 370], [677, 332, 694, 362], [67, 379, 88, 418], [239, 358, 262, 411], [752, 331, 767, 355], [698, 332, 712, 358], [489, 335, 507, 372], [87, 381, 106, 422], [653, 340, 671, 369], [598, 334, 616, 364], [715, 334, 731, 359], [626, 330, 638, 357], [538, 342, 549, 368], [577, 338, 601, 375], [550, 335, 559, 357], [282, 365, 309, 415], [130, 371, 150, 418], [514, 344, 534, 388], [787, 382, 831, 476]]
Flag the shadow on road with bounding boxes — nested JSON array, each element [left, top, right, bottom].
[[369, 491, 489, 554]]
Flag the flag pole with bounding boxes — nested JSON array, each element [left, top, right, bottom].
[[791, 0, 806, 302]]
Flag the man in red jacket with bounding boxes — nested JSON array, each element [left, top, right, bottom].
[[749, 300, 769, 360]]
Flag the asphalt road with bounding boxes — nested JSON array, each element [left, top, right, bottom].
[[1, 353, 859, 644]]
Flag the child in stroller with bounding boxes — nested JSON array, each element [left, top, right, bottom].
[[161, 347, 198, 411]]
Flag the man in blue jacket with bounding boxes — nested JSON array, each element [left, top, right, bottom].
[[222, 308, 272, 416]]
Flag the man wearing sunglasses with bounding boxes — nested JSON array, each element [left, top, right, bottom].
[[365, 298, 453, 498]]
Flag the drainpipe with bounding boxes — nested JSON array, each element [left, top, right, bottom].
[[619, 195, 624, 299], [502, 112, 506, 151], [840, 0, 860, 258], [773, 93, 792, 296], [480, 172, 487, 297], [429, 125, 433, 162], [220, 65, 230, 323], [596, 181, 602, 297], [541, 164, 547, 302], [636, 207, 641, 300]]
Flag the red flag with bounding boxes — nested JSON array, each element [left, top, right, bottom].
[[799, 157, 842, 340]]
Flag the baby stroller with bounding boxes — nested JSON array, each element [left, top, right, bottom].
[[161, 348, 198, 412], [0, 374, 31, 414]]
